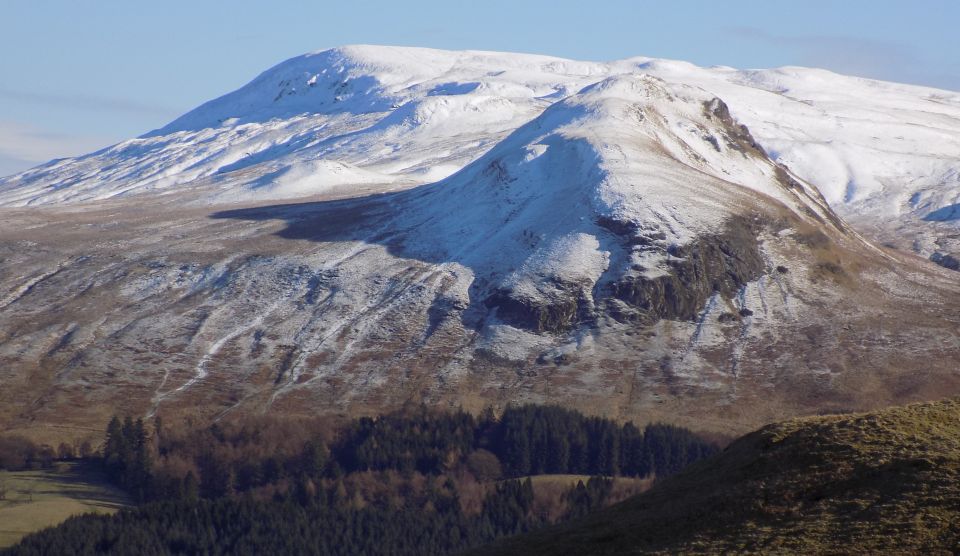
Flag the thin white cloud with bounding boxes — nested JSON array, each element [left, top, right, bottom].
[[0, 121, 111, 174], [0, 152, 37, 178], [0, 88, 178, 117], [728, 27, 960, 91]]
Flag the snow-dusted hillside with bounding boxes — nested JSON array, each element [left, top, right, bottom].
[[2, 46, 960, 439], [1, 45, 957, 255]]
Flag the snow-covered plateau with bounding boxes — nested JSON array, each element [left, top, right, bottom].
[[1, 46, 959, 439]]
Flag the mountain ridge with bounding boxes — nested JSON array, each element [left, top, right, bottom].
[[3, 46, 958, 232], [1, 46, 959, 443]]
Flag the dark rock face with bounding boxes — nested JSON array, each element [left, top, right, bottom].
[[485, 216, 767, 334], [718, 312, 739, 323], [931, 252, 960, 271], [702, 98, 764, 156], [608, 217, 766, 325], [486, 279, 591, 334], [596, 216, 667, 246]]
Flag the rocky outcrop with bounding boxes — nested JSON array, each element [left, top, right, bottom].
[[608, 217, 766, 325], [931, 252, 960, 271], [483, 217, 767, 334], [702, 98, 764, 156], [486, 279, 592, 334]]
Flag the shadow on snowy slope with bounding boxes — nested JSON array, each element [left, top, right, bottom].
[[209, 99, 623, 335], [210, 170, 767, 338], [211, 79, 776, 336], [207, 179, 587, 335], [924, 204, 960, 222]]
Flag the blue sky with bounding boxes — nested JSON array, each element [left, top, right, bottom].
[[1, 0, 957, 175]]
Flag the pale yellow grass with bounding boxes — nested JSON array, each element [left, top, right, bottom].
[[0, 462, 130, 548]]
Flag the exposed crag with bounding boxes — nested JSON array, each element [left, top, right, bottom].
[[607, 217, 766, 324]]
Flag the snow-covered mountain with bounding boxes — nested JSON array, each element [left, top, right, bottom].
[[3, 46, 958, 254], [1, 46, 959, 440]]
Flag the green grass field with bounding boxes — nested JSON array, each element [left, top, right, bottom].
[[0, 462, 130, 548]]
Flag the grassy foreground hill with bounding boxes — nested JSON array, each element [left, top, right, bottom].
[[475, 398, 960, 555]]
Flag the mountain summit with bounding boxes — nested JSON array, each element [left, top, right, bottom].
[[1, 46, 959, 437], [2, 46, 958, 250]]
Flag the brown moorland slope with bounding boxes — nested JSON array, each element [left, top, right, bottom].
[[4, 186, 960, 447], [476, 398, 960, 555]]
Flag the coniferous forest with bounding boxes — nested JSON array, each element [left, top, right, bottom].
[[2, 405, 718, 555]]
